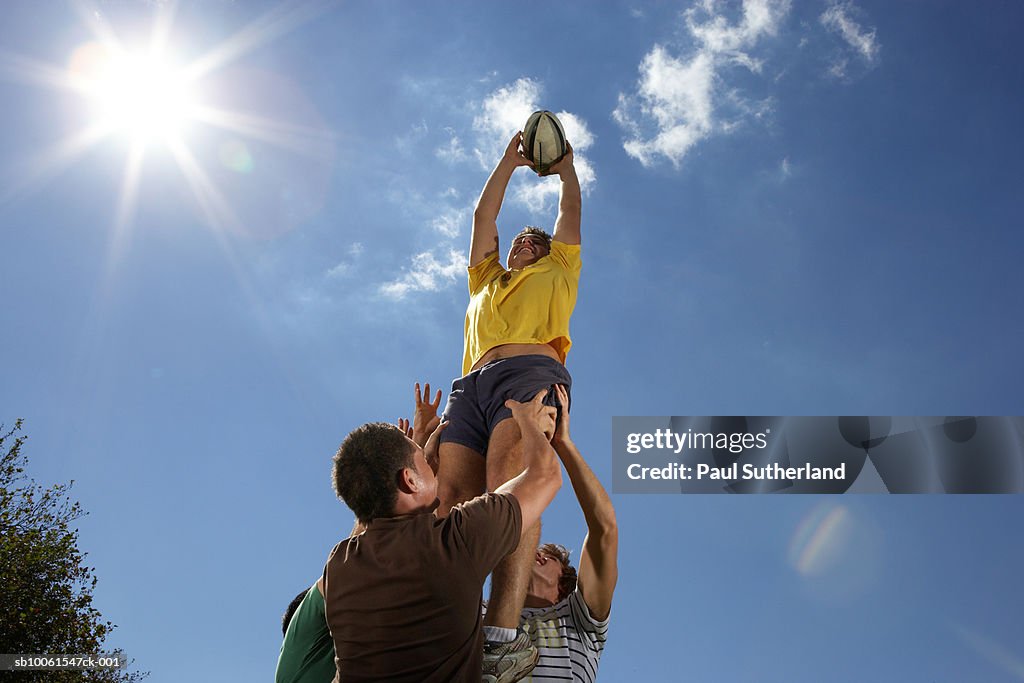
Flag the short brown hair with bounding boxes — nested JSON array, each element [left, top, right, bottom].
[[539, 543, 577, 602], [513, 226, 552, 249], [332, 422, 415, 523]]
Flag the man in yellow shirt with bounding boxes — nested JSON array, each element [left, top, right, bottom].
[[437, 131, 581, 682]]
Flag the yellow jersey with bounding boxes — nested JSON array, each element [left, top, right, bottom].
[[462, 240, 581, 375]]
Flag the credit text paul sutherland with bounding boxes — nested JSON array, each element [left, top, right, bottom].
[[626, 462, 847, 481]]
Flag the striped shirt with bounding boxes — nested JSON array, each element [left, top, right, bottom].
[[517, 588, 609, 682]]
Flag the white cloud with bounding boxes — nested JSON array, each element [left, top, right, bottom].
[[821, 1, 880, 66], [435, 127, 468, 164], [828, 57, 850, 79], [430, 205, 470, 238], [558, 112, 596, 152], [380, 248, 467, 300], [395, 120, 429, 154], [372, 185, 472, 299], [512, 177, 559, 215], [471, 77, 541, 170], [326, 262, 351, 278], [326, 242, 364, 278], [614, 0, 791, 167], [686, 0, 789, 53], [614, 46, 716, 167]]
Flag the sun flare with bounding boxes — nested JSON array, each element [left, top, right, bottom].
[[2, 2, 332, 240], [73, 43, 198, 144]]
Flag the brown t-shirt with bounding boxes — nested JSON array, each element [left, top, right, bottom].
[[323, 492, 522, 682]]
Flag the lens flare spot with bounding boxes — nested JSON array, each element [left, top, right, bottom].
[[949, 622, 1024, 680], [68, 41, 114, 85], [789, 504, 850, 576], [219, 139, 254, 173], [788, 502, 881, 604]]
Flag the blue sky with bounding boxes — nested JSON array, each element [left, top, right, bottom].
[[2, 0, 1023, 680]]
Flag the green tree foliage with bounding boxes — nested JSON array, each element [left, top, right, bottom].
[[0, 420, 146, 682]]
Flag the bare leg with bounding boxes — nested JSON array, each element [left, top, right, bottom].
[[483, 417, 540, 629], [437, 442, 486, 516]]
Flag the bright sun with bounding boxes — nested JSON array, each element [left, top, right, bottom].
[[94, 55, 196, 142], [4, 2, 329, 239], [73, 42, 198, 144]]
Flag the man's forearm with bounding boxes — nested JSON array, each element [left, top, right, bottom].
[[554, 168, 581, 244], [475, 158, 517, 221], [521, 428, 562, 496], [498, 428, 562, 532], [558, 170, 581, 214], [554, 438, 615, 535]]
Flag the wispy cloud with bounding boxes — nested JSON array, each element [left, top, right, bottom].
[[431, 205, 470, 238], [687, 0, 790, 54], [326, 242, 364, 278], [379, 248, 466, 300], [435, 127, 468, 164], [375, 176, 473, 301], [395, 120, 429, 155], [614, 0, 791, 167], [472, 77, 541, 164], [821, 1, 880, 75]]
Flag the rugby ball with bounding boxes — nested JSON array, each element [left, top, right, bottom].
[[522, 110, 567, 175]]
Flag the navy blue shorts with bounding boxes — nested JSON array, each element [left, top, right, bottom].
[[439, 355, 572, 457]]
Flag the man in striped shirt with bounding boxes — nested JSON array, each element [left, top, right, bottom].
[[509, 385, 618, 682]]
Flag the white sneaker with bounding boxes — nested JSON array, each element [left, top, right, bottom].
[[481, 630, 538, 683]]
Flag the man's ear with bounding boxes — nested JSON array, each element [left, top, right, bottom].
[[396, 467, 418, 494]]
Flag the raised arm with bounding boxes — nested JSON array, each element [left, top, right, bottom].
[[551, 385, 617, 620], [549, 142, 581, 246], [470, 133, 533, 267], [494, 389, 562, 535]]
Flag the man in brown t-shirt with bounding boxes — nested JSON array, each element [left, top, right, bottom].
[[324, 389, 561, 683]]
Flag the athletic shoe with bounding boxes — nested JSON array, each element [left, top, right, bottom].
[[481, 629, 538, 683]]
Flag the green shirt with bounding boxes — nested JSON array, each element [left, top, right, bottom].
[[276, 585, 335, 683]]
